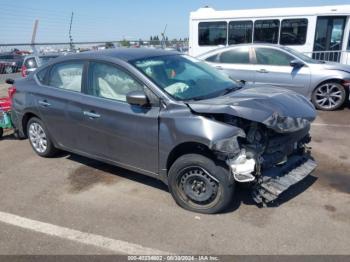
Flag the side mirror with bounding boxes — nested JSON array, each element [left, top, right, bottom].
[[5, 78, 14, 85], [126, 90, 149, 106], [290, 59, 304, 68]]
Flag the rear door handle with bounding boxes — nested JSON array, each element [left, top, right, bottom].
[[83, 111, 101, 119], [38, 100, 51, 107], [257, 69, 269, 73], [215, 66, 223, 70]]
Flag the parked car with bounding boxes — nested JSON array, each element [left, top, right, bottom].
[[0, 53, 24, 74], [10, 49, 317, 213], [21, 54, 60, 77], [0, 60, 18, 74], [197, 44, 350, 111]]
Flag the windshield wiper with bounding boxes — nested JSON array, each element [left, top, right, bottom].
[[220, 85, 241, 96], [182, 85, 241, 102]]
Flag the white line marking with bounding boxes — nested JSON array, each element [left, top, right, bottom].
[[312, 123, 350, 128], [0, 211, 168, 255]]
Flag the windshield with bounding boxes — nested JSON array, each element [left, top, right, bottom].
[[131, 55, 239, 101], [281, 46, 321, 64]]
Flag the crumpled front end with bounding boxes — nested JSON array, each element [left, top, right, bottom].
[[208, 115, 317, 206]]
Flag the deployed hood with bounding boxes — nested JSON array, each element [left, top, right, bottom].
[[186, 86, 317, 133]]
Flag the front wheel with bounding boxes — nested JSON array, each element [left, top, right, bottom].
[[312, 82, 347, 111], [27, 117, 58, 157], [168, 154, 234, 214]]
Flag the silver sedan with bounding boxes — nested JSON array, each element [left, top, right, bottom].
[[197, 44, 350, 111]]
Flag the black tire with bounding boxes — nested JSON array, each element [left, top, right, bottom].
[[168, 154, 234, 214], [0, 128, 3, 139], [27, 117, 58, 157], [312, 82, 347, 111]]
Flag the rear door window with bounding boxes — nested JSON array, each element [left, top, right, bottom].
[[48, 62, 84, 92], [219, 47, 250, 64]]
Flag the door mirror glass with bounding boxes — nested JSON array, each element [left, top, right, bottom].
[[290, 59, 304, 68], [126, 91, 149, 106]]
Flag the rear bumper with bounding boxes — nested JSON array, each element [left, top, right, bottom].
[[252, 154, 317, 205], [10, 110, 26, 138]]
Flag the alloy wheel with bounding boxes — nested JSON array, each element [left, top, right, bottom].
[[28, 122, 48, 153], [314, 83, 344, 110]]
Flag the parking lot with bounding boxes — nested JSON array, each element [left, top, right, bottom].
[[0, 81, 349, 255]]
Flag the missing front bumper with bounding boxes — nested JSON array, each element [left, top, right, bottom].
[[252, 155, 317, 205]]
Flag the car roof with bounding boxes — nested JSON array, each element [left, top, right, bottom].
[[197, 43, 284, 58], [58, 48, 180, 62]]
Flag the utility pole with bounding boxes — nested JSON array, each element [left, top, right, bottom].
[[161, 24, 167, 49], [69, 12, 74, 51], [31, 19, 39, 54]]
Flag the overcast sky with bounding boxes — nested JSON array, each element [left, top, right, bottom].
[[0, 0, 349, 43]]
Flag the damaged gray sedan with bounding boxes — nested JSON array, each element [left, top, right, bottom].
[[11, 49, 317, 213]]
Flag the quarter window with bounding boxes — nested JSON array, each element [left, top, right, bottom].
[[36, 68, 48, 84], [205, 54, 219, 62], [198, 22, 227, 46], [48, 62, 84, 92], [255, 48, 293, 66], [89, 62, 143, 102], [219, 47, 250, 64], [254, 20, 280, 44], [228, 21, 253, 44], [280, 19, 308, 45]]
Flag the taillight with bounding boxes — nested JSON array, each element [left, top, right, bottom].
[[8, 86, 16, 100], [21, 65, 27, 77]]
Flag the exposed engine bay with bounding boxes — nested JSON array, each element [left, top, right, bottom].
[[206, 114, 317, 206]]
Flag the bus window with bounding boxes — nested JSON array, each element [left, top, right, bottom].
[[198, 22, 227, 46], [314, 16, 346, 51], [313, 16, 346, 61], [254, 20, 280, 44], [228, 21, 253, 44], [280, 19, 308, 45]]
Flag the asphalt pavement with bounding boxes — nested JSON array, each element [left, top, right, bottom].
[[0, 83, 349, 255]]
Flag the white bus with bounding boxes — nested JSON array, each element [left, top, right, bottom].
[[189, 5, 350, 64]]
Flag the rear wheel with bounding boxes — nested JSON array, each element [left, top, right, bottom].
[[312, 82, 346, 111], [27, 117, 58, 157], [168, 154, 234, 214], [0, 128, 3, 139]]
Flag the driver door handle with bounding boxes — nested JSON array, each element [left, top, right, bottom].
[[83, 111, 101, 119], [215, 66, 223, 70], [38, 100, 51, 107], [257, 69, 269, 73]]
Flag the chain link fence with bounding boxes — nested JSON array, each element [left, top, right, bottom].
[[0, 40, 189, 86]]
